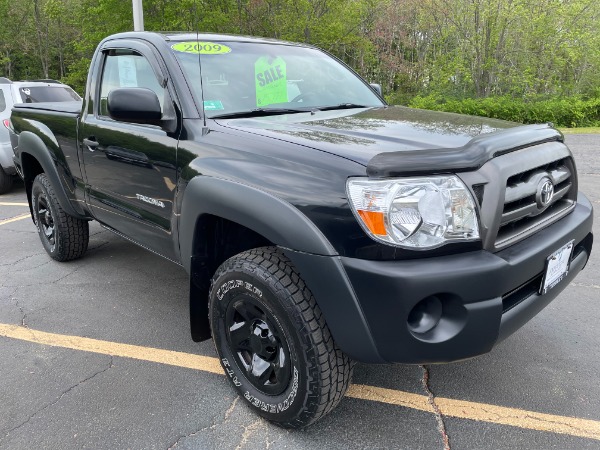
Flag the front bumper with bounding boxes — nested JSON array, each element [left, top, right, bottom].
[[285, 192, 593, 364]]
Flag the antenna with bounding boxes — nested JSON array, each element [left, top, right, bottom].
[[194, 3, 207, 127]]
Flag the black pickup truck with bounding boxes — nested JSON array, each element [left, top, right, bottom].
[[8, 32, 594, 428]]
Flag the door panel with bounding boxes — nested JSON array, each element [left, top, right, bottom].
[[81, 48, 179, 260]]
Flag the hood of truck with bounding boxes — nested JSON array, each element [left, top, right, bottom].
[[215, 106, 563, 175]]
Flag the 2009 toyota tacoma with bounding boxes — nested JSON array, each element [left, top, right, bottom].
[[8, 32, 594, 428]]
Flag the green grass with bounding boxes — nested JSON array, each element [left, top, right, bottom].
[[559, 127, 600, 134]]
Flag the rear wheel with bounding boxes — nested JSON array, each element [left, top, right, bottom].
[[32, 173, 89, 261], [209, 247, 353, 428], [0, 166, 13, 194]]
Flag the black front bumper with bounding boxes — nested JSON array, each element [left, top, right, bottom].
[[285, 193, 593, 364]]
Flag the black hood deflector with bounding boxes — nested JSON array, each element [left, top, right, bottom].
[[366, 123, 563, 177]]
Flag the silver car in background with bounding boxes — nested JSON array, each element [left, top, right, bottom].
[[0, 78, 81, 193]]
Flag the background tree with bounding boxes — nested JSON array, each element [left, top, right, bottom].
[[1, 0, 599, 126]]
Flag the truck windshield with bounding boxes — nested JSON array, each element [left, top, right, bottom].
[[18, 86, 81, 103], [171, 40, 384, 118]]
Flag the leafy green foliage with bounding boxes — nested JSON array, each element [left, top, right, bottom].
[[1, 0, 599, 125], [409, 95, 600, 127]]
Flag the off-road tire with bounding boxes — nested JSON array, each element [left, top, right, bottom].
[[209, 247, 354, 428], [0, 166, 13, 194], [31, 173, 89, 261]]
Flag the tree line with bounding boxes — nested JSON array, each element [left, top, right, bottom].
[[2, 0, 599, 126]]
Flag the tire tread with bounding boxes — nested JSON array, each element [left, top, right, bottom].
[[33, 174, 88, 261], [212, 246, 354, 428]]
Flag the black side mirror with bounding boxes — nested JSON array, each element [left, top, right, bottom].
[[107, 87, 162, 124], [370, 83, 383, 97]]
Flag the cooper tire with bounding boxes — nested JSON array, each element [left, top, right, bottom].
[[209, 247, 353, 428], [31, 173, 89, 261], [0, 166, 13, 194]]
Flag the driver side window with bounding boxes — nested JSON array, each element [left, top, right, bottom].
[[99, 50, 164, 117]]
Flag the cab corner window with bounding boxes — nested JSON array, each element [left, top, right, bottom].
[[99, 50, 164, 118]]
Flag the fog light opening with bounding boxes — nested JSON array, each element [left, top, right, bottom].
[[407, 295, 443, 334]]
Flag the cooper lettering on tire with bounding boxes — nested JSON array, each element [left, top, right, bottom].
[[31, 173, 89, 262], [209, 247, 354, 428]]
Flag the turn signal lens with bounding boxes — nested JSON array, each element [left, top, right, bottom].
[[357, 210, 386, 235]]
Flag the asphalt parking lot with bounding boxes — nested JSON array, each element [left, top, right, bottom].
[[1, 134, 599, 449]]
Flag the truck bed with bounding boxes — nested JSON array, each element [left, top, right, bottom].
[[10, 100, 83, 201]]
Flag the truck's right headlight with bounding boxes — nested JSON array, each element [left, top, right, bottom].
[[346, 175, 480, 250]]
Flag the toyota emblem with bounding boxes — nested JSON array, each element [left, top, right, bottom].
[[536, 178, 554, 209]]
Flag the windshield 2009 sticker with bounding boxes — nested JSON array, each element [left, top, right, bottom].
[[255, 56, 287, 107], [171, 42, 231, 55]]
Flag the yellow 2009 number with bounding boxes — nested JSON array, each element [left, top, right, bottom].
[[171, 42, 231, 55]]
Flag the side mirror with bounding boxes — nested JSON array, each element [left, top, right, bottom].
[[370, 83, 383, 97], [107, 88, 162, 124]]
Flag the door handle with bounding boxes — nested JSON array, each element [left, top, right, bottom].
[[83, 137, 99, 151]]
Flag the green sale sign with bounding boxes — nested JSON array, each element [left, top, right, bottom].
[[254, 56, 287, 107]]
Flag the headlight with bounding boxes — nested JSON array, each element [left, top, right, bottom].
[[346, 175, 480, 249]]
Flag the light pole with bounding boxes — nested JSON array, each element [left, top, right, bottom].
[[132, 0, 144, 31]]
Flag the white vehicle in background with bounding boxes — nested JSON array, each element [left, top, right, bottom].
[[0, 77, 81, 193]]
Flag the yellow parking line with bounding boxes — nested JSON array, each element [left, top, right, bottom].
[[0, 202, 29, 206], [0, 213, 30, 226], [0, 323, 222, 374], [347, 385, 600, 442], [0, 323, 599, 441]]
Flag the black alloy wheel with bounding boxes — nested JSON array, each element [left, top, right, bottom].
[[35, 191, 56, 251], [224, 296, 291, 395]]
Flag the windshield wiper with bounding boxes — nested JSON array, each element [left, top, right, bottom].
[[211, 104, 371, 119], [317, 103, 369, 111], [211, 107, 311, 119]]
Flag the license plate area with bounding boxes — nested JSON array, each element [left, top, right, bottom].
[[540, 240, 574, 295]]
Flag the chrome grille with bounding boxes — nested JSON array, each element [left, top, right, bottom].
[[495, 157, 576, 248], [501, 159, 571, 226]]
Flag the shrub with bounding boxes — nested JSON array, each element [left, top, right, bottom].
[[406, 95, 600, 128]]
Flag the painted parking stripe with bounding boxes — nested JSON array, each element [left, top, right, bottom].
[[0, 213, 30, 226], [0, 202, 29, 206], [0, 323, 222, 374], [347, 384, 600, 441], [0, 323, 599, 441]]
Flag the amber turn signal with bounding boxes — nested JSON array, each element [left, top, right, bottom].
[[357, 210, 386, 235]]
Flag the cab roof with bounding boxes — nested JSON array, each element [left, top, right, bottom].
[[103, 31, 312, 48]]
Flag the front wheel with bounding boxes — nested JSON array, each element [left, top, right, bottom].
[[31, 173, 89, 261], [209, 247, 353, 428]]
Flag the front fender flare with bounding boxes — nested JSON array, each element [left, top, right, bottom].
[[179, 176, 338, 272], [180, 176, 382, 362]]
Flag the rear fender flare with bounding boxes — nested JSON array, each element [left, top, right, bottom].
[[18, 131, 86, 219]]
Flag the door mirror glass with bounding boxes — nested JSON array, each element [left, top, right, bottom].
[[107, 87, 162, 124]]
